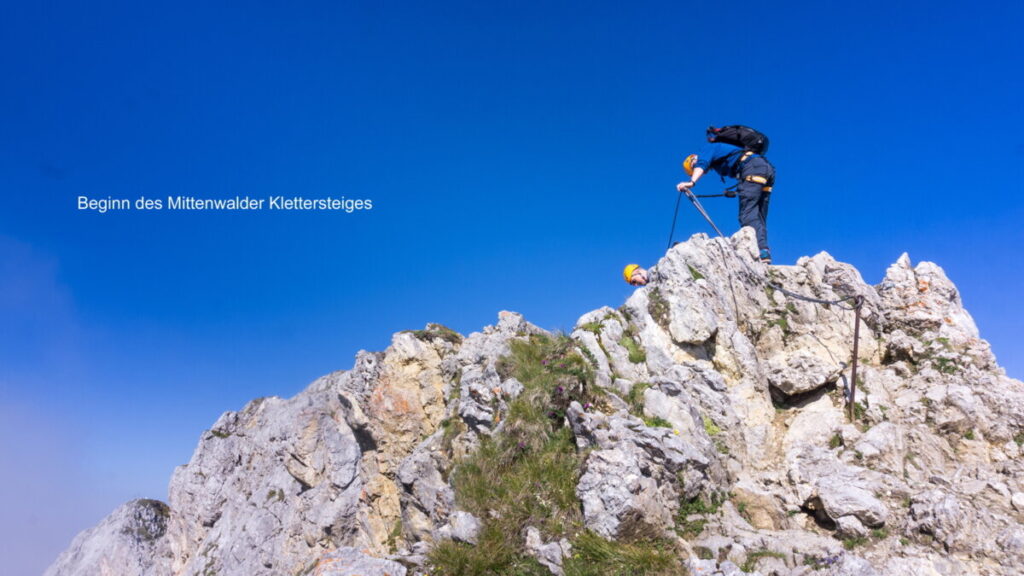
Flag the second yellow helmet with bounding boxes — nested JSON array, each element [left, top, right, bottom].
[[622, 264, 640, 284]]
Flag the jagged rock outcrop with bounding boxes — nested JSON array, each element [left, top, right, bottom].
[[164, 380, 365, 575], [47, 228, 1024, 576], [44, 499, 171, 576], [569, 400, 720, 540]]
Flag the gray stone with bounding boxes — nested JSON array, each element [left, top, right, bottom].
[[311, 547, 407, 576], [447, 511, 481, 545], [570, 394, 719, 540], [827, 554, 880, 576], [576, 447, 673, 539], [44, 500, 170, 576], [767, 349, 840, 396], [834, 515, 869, 538], [396, 432, 455, 543], [909, 489, 971, 552], [852, 422, 905, 476], [523, 526, 567, 575]]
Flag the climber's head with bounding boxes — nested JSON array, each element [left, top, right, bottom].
[[623, 264, 648, 286], [683, 154, 698, 177]]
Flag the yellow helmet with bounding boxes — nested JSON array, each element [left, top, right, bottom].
[[683, 154, 698, 177], [623, 264, 640, 283]]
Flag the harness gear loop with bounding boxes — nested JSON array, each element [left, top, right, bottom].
[[722, 150, 756, 182]]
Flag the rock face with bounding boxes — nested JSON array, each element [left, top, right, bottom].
[[43, 499, 170, 576], [47, 229, 1024, 576], [312, 547, 408, 576]]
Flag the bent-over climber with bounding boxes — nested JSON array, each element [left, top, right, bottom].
[[677, 125, 775, 263]]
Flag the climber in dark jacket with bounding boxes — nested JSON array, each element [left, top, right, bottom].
[[677, 133, 775, 263]]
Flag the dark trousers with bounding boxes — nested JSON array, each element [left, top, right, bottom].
[[737, 156, 774, 252]]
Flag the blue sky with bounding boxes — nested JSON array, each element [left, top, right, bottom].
[[2, 1, 1022, 573]]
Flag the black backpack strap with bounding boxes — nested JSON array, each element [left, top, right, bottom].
[[721, 149, 750, 177]]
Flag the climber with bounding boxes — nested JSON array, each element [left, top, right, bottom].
[[677, 126, 775, 263], [623, 264, 649, 286]]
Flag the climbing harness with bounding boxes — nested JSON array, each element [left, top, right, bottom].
[[674, 188, 867, 420]]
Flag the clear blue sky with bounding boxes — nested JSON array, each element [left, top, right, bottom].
[[2, 1, 1022, 573]]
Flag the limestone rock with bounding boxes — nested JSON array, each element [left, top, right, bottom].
[[165, 391, 364, 576], [445, 511, 482, 545], [47, 233, 1024, 576], [523, 526, 570, 575], [852, 422, 905, 476], [311, 547, 407, 576], [767, 349, 840, 396], [878, 254, 978, 340], [788, 446, 888, 528], [396, 431, 456, 544], [569, 402, 715, 539], [44, 500, 171, 576], [908, 489, 972, 552], [1012, 493, 1024, 512]]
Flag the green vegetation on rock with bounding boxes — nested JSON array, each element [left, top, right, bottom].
[[429, 334, 681, 575]]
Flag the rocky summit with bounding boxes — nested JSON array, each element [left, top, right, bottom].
[[46, 228, 1024, 576]]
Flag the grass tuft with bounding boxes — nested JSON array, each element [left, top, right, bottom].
[[408, 323, 464, 345], [648, 289, 671, 331], [431, 334, 600, 575], [741, 550, 786, 572], [619, 328, 647, 365], [626, 383, 652, 416], [829, 433, 843, 449], [932, 357, 958, 374], [428, 525, 549, 576], [702, 416, 721, 436], [430, 333, 680, 575], [841, 536, 868, 549], [563, 532, 683, 576], [643, 416, 673, 429], [675, 494, 724, 539]]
